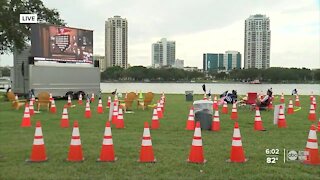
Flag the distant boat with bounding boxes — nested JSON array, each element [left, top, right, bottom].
[[249, 80, 261, 84], [190, 80, 196, 83]]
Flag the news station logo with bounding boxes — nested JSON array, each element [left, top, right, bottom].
[[286, 150, 308, 162], [20, 14, 38, 23]]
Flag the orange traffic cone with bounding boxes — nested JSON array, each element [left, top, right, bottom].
[[97, 121, 117, 162], [50, 99, 57, 113], [151, 108, 159, 129], [97, 98, 103, 114], [31, 94, 35, 104], [211, 110, 220, 131], [139, 122, 156, 163], [84, 102, 91, 118], [310, 92, 314, 101], [268, 99, 274, 110], [186, 107, 195, 130], [21, 103, 31, 127], [67, 121, 84, 162], [317, 118, 320, 131], [78, 94, 83, 105], [91, 93, 95, 103], [213, 96, 218, 110], [67, 95, 72, 107], [254, 107, 265, 131], [227, 121, 248, 163], [203, 93, 207, 100], [161, 93, 166, 103], [312, 97, 317, 110], [159, 99, 165, 114], [230, 103, 238, 120], [49, 93, 53, 103], [295, 95, 300, 107], [303, 125, 320, 165], [308, 104, 316, 121], [187, 121, 206, 163], [29, 100, 35, 116], [107, 96, 111, 108], [278, 105, 287, 128], [157, 102, 163, 119], [287, 99, 294, 114], [116, 108, 125, 129], [280, 93, 285, 103], [60, 106, 69, 128], [27, 121, 47, 162], [222, 101, 228, 114], [111, 102, 118, 124], [114, 94, 118, 102]]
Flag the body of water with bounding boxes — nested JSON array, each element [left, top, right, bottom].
[[101, 83, 320, 95]]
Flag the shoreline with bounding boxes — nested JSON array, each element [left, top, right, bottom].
[[101, 81, 320, 84]]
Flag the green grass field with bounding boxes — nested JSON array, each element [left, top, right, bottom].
[[0, 93, 319, 180]]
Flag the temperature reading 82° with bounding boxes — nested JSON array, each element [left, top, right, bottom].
[[266, 157, 278, 164]]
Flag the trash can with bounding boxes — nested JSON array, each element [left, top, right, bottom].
[[185, 91, 194, 101], [193, 100, 213, 130]]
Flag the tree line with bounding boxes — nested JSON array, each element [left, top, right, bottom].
[[101, 66, 204, 81], [101, 66, 320, 83], [220, 67, 320, 82]]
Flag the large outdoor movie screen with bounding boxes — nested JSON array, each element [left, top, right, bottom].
[[31, 24, 93, 64]]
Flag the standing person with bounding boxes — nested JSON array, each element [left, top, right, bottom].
[[202, 84, 206, 94], [292, 89, 298, 95]]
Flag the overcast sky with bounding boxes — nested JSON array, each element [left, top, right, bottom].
[[1, 0, 319, 69]]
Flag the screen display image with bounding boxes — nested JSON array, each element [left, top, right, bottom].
[[31, 24, 93, 64]]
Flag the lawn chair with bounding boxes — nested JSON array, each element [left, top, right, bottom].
[[137, 92, 154, 110], [36, 92, 51, 111], [120, 92, 137, 113], [6, 91, 26, 110]]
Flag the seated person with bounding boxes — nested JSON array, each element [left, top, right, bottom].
[[256, 89, 272, 107], [221, 90, 238, 104], [220, 90, 228, 98], [292, 89, 298, 95]]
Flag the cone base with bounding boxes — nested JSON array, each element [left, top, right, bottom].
[[278, 120, 287, 128], [97, 108, 103, 114], [211, 122, 220, 131], [188, 146, 205, 163], [67, 146, 84, 162], [21, 118, 31, 127], [186, 121, 195, 130], [60, 119, 69, 128], [151, 121, 159, 129], [226, 158, 248, 163], [138, 158, 156, 163], [97, 157, 118, 162], [187, 159, 207, 164], [85, 113, 91, 118], [221, 110, 228, 114], [66, 158, 84, 162], [139, 146, 155, 163], [26, 158, 48, 163]]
